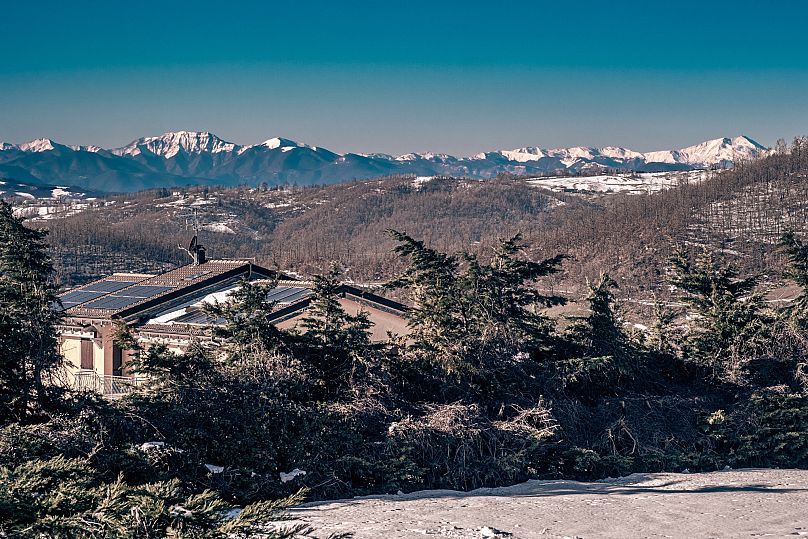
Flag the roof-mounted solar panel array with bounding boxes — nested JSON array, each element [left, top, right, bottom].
[[82, 295, 144, 311], [81, 284, 176, 310], [116, 285, 176, 298], [265, 286, 312, 305], [58, 280, 140, 308], [83, 280, 137, 294], [60, 290, 108, 307], [173, 309, 219, 325]]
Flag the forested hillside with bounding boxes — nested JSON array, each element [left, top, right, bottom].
[[36, 138, 808, 310]]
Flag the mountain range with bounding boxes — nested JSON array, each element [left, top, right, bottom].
[[0, 132, 769, 193]]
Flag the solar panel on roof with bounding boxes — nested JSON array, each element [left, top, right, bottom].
[[61, 300, 89, 308], [266, 286, 311, 304], [80, 284, 176, 310], [173, 310, 218, 325], [277, 289, 311, 304], [115, 285, 175, 298], [59, 290, 108, 306], [83, 295, 144, 310], [264, 286, 291, 301], [83, 280, 137, 293]]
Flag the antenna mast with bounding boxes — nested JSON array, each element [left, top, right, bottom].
[[178, 208, 207, 265]]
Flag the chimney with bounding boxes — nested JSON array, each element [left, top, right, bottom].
[[196, 245, 206, 265]]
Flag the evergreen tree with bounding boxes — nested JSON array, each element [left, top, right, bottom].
[[298, 265, 374, 396], [780, 230, 808, 326], [559, 273, 637, 394], [0, 200, 64, 424], [205, 277, 288, 365], [0, 455, 310, 538], [461, 234, 566, 355], [387, 231, 565, 396], [385, 230, 466, 367], [647, 296, 677, 353], [575, 273, 627, 359], [667, 245, 769, 378]]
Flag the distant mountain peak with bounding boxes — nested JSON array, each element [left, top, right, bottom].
[[260, 137, 288, 149], [19, 138, 59, 152], [733, 135, 766, 148], [254, 137, 309, 150], [113, 131, 238, 158], [0, 132, 770, 193]]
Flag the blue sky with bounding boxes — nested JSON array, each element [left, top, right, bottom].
[[1, 0, 807, 154]]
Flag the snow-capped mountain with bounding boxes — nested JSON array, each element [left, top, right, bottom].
[[642, 136, 765, 167], [0, 132, 770, 193], [112, 131, 238, 158]]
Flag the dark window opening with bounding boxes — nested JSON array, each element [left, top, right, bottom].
[[80, 339, 93, 370], [112, 346, 123, 377]]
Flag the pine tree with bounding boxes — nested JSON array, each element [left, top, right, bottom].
[[461, 234, 566, 354], [387, 231, 565, 395], [559, 273, 637, 392], [667, 245, 769, 378], [298, 265, 374, 395], [0, 455, 310, 538], [205, 277, 288, 364], [780, 230, 808, 326], [0, 200, 64, 424], [647, 297, 677, 353], [385, 230, 466, 366], [579, 273, 626, 359]]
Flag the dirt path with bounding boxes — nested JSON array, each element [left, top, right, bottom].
[[292, 469, 808, 538]]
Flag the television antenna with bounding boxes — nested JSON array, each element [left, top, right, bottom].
[[177, 208, 206, 265]]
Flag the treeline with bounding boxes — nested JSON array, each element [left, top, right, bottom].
[[2, 190, 808, 535]]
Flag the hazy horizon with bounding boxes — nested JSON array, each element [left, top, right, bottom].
[[3, 1, 807, 154]]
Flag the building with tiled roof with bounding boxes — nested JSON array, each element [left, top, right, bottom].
[[57, 259, 408, 395]]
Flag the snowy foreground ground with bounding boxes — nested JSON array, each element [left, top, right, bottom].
[[290, 469, 808, 538]]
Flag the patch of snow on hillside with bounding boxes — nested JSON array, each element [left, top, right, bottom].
[[527, 170, 708, 195], [190, 198, 216, 206], [412, 176, 434, 188], [203, 223, 235, 235]]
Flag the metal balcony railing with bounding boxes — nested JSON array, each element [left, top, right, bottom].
[[73, 371, 145, 396]]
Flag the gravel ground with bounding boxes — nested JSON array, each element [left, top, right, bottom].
[[291, 469, 808, 538]]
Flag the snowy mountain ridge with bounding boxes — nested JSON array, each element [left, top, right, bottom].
[[0, 132, 770, 193]]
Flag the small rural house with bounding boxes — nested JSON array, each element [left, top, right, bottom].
[[56, 256, 408, 395]]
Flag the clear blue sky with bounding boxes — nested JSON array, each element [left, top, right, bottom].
[[1, 0, 806, 155]]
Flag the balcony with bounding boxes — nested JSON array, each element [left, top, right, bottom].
[[73, 371, 145, 397]]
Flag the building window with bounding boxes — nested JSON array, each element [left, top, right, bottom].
[[80, 339, 93, 370], [113, 346, 123, 377]]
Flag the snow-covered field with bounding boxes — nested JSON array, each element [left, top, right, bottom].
[[291, 469, 808, 538], [527, 170, 709, 195]]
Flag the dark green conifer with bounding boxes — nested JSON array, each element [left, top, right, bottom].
[[205, 277, 287, 364], [298, 265, 374, 395], [0, 200, 64, 424], [780, 230, 808, 326], [667, 245, 769, 378]]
